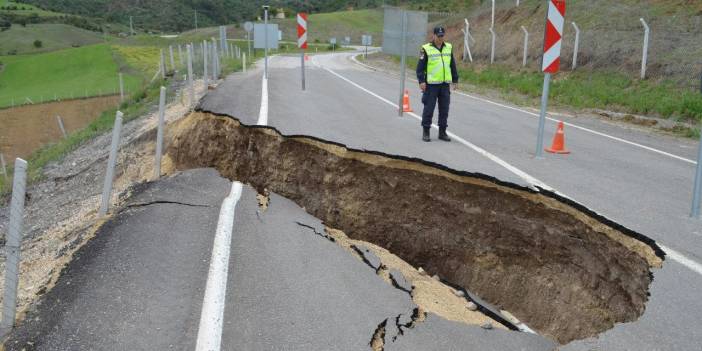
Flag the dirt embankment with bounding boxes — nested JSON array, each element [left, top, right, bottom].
[[166, 111, 664, 344], [0, 96, 120, 160]]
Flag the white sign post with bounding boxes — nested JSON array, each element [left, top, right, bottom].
[[298, 13, 308, 91]]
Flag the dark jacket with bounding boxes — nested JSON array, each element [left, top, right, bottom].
[[416, 41, 459, 84]]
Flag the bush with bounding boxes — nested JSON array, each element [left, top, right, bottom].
[[33, 39, 43, 48], [0, 19, 10, 31]]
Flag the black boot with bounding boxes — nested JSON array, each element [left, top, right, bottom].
[[438, 128, 451, 142], [422, 128, 431, 142]]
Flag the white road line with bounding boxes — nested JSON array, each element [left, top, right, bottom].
[[349, 53, 697, 165], [319, 59, 702, 277], [319, 63, 552, 191], [257, 76, 268, 126], [195, 182, 243, 351]]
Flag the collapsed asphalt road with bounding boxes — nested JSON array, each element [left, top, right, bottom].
[[3, 169, 554, 350]]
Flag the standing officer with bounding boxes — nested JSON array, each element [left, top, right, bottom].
[[416, 26, 459, 142]]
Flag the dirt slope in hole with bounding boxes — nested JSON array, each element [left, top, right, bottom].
[[165, 111, 664, 344]]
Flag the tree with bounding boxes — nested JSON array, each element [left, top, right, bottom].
[[33, 39, 42, 48]]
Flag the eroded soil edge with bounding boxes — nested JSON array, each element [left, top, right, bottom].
[[167, 111, 664, 344]]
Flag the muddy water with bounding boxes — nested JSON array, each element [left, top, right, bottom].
[[167, 112, 664, 344], [0, 96, 120, 160]]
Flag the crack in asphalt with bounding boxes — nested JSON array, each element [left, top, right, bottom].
[[369, 318, 388, 351], [294, 221, 336, 242], [126, 200, 212, 209]]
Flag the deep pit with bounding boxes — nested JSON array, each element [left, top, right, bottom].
[[166, 112, 664, 344]]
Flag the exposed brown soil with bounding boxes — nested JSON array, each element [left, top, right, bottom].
[[0, 96, 119, 160], [166, 111, 664, 344]]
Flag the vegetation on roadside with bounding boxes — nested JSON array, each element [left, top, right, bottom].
[[0, 23, 104, 55]]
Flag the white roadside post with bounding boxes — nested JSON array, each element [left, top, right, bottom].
[[0, 158, 28, 337], [178, 44, 184, 69], [571, 22, 580, 70], [187, 44, 195, 108], [489, 27, 496, 64], [640, 18, 650, 80], [0, 153, 7, 181], [397, 9, 408, 116], [690, 75, 702, 217], [99, 112, 123, 217], [298, 13, 308, 91], [56, 115, 68, 139], [154, 87, 166, 179], [119, 73, 124, 102], [461, 19, 474, 62], [203, 41, 209, 87], [536, 0, 566, 158], [521, 26, 529, 67], [491, 0, 495, 29], [160, 49, 166, 80], [243, 53, 247, 73], [169, 45, 176, 72]]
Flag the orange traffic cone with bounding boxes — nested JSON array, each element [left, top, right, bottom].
[[545, 121, 570, 154], [402, 90, 413, 113]]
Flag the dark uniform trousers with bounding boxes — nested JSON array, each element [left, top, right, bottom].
[[421, 83, 451, 129]]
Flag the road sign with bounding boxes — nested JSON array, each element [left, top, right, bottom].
[[244, 21, 253, 32], [344, 36, 351, 45], [297, 13, 308, 49], [362, 35, 373, 46], [382, 8, 427, 57], [254, 23, 279, 49], [330, 37, 337, 45], [542, 0, 566, 73]]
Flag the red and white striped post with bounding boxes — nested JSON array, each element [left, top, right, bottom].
[[297, 13, 308, 91], [535, 0, 566, 157]]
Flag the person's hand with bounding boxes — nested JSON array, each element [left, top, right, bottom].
[[451, 83, 457, 91], [420, 83, 427, 92]]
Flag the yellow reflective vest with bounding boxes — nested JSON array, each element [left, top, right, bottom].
[[422, 42, 453, 84]]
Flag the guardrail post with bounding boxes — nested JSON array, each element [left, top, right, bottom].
[[203, 41, 209, 87], [640, 18, 649, 80], [154, 87, 166, 179], [0, 158, 28, 337], [187, 44, 195, 107], [489, 28, 496, 64], [571, 22, 580, 70], [119, 73, 124, 102], [99, 111, 123, 217], [691, 73, 702, 217], [521, 26, 529, 67], [169, 45, 176, 72], [0, 153, 7, 181], [56, 115, 67, 139]]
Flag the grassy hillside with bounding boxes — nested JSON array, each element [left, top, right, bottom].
[[0, 23, 104, 55], [0, 0, 63, 17], [0, 44, 141, 108]]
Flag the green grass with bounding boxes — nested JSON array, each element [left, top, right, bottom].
[[0, 44, 142, 108], [0, 23, 105, 55]]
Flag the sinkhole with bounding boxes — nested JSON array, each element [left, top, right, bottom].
[[165, 111, 664, 344]]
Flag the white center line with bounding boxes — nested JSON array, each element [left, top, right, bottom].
[[195, 182, 243, 351], [318, 57, 702, 277]]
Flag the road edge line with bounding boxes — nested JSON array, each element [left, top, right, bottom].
[[195, 181, 244, 351]]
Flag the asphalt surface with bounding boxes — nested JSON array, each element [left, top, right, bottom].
[[4, 169, 553, 350], [199, 51, 702, 350]]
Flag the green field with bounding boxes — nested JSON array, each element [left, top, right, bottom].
[[0, 23, 104, 55], [0, 44, 141, 108]]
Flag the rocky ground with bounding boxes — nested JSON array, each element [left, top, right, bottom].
[[0, 77, 207, 324]]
